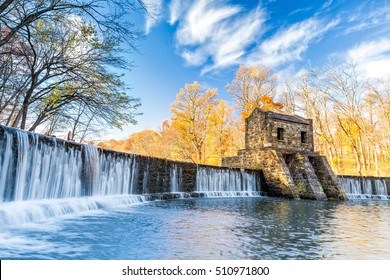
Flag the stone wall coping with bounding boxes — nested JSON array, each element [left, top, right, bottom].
[[0, 124, 258, 174], [338, 175, 390, 180]]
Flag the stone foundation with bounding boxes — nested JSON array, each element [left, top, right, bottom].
[[222, 108, 346, 200], [310, 156, 346, 200], [222, 149, 344, 200]]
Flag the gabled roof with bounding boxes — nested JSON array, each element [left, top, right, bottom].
[[248, 108, 311, 125], [271, 112, 310, 125]]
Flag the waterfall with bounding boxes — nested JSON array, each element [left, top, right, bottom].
[[339, 177, 389, 199], [0, 126, 144, 225], [0, 125, 265, 225], [195, 166, 261, 197], [375, 179, 388, 196], [84, 146, 135, 196], [0, 129, 83, 201], [170, 164, 182, 193], [0, 130, 13, 202]]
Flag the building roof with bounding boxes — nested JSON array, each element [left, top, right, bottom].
[[271, 112, 310, 125]]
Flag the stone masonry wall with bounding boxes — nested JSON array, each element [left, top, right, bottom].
[[284, 154, 327, 200], [310, 156, 347, 200], [245, 109, 314, 152], [223, 149, 299, 198], [269, 120, 314, 152], [245, 108, 268, 150]]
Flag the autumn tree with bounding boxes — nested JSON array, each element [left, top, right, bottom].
[[170, 81, 218, 164], [204, 100, 243, 165], [226, 64, 282, 120], [126, 130, 165, 157], [281, 61, 390, 176]]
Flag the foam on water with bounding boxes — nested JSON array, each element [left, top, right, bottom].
[[0, 195, 147, 226]]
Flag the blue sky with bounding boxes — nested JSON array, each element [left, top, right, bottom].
[[108, 0, 390, 139]]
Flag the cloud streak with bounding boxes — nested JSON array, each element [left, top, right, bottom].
[[168, 0, 181, 25], [171, 0, 265, 74], [344, 3, 390, 34], [347, 38, 390, 78], [176, 0, 242, 45], [144, 0, 162, 34], [247, 18, 339, 68]]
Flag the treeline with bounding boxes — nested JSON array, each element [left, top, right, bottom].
[[0, 0, 149, 142], [99, 63, 390, 176], [98, 65, 283, 166], [281, 63, 390, 176]]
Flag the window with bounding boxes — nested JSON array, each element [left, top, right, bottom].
[[301, 131, 307, 143], [277, 127, 284, 141]]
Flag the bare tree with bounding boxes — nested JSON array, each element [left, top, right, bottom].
[[0, 0, 150, 49], [1, 14, 140, 137]]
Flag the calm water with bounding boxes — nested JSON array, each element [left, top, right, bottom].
[[1, 197, 390, 260]]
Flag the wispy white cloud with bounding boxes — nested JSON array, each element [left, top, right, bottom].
[[176, 0, 242, 45], [347, 38, 390, 78], [144, 0, 162, 34], [322, 0, 333, 9], [168, 0, 185, 25], [201, 7, 265, 74], [173, 0, 265, 74], [289, 7, 312, 16], [247, 18, 339, 68], [344, 4, 390, 34], [181, 49, 208, 66]]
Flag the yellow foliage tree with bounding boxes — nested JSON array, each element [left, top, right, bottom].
[[227, 64, 282, 120], [170, 81, 218, 164]]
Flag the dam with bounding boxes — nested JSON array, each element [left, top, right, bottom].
[[0, 125, 263, 225], [1, 121, 389, 226], [0, 123, 390, 260]]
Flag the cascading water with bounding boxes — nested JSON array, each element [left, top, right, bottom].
[[170, 164, 182, 193], [0, 127, 145, 226], [196, 166, 261, 197], [375, 179, 388, 196], [0, 125, 264, 226], [339, 177, 389, 200], [0, 129, 83, 201], [84, 146, 136, 196]]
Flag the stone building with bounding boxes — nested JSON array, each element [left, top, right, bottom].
[[222, 108, 346, 200]]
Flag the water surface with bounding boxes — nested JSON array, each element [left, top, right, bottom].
[[1, 197, 390, 260]]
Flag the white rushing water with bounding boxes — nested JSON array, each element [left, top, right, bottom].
[[196, 166, 261, 197], [170, 164, 182, 193], [0, 195, 147, 226], [339, 177, 389, 200], [84, 146, 137, 196], [0, 129, 83, 202], [0, 126, 263, 225], [0, 128, 146, 225]]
